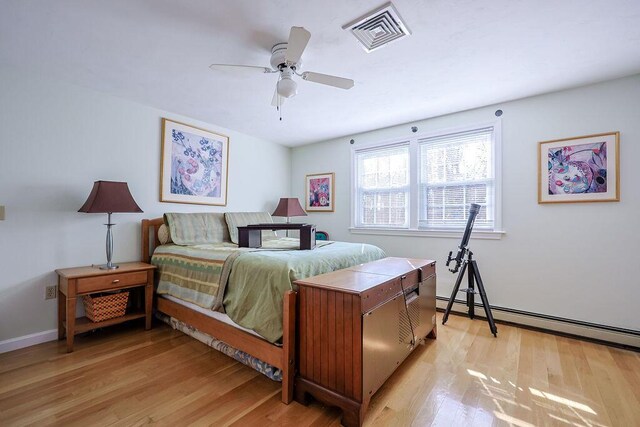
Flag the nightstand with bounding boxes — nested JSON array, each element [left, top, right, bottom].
[[56, 262, 156, 352]]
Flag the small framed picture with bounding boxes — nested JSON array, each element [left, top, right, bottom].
[[160, 118, 229, 206], [305, 172, 335, 212], [538, 131, 619, 204]]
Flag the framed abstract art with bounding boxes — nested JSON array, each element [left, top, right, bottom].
[[160, 118, 229, 206], [538, 131, 619, 204], [305, 172, 335, 212]]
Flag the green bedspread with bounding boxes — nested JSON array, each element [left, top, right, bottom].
[[153, 242, 239, 309], [152, 238, 385, 343], [223, 241, 386, 343]]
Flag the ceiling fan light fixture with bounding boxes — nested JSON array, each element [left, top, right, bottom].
[[277, 76, 297, 98]]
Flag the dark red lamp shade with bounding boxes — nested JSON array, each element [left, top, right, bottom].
[[78, 181, 143, 213], [272, 198, 307, 218]]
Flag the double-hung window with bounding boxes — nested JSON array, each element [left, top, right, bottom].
[[352, 122, 501, 235], [354, 143, 410, 228], [418, 127, 495, 230]]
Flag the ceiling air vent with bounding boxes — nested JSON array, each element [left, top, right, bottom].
[[342, 2, 411, 53]]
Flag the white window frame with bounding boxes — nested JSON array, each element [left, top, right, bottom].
[[350, 120, 504, 240], [353, 141, 411, 229]]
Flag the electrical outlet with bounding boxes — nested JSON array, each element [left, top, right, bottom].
[[45, 285, 57, 300]]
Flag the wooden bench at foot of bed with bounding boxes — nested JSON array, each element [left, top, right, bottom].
[[293, 257, 437, 426], [142, 218, 296, 404]]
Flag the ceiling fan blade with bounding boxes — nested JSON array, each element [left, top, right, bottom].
[[285, 26, 311, 65], [209, 64, 273, 73], [271, 88, 286, 107], [301, 71, 354, 89]]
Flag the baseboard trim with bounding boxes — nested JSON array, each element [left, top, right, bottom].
[[0, 329, 58, 354], [2, 302, 638, 353], [436, 297, 640, 350]]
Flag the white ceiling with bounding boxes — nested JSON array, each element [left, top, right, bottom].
[[2, 0, 640, 147]]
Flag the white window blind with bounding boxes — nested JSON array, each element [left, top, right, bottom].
[[355, 144, 410, 227], [418, 128, 494, 229]]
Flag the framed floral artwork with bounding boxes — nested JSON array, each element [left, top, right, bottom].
[[305, 172, 335, 212], [160, 118, 229, 206], [538, 131, 619, 204]]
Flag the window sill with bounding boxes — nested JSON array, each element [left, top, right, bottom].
[[349, 227, 505, 240]]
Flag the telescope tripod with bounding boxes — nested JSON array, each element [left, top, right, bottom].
[[442, 251, 497, 337]]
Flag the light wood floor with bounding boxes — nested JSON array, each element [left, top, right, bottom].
[[1, 314, 638, 426]]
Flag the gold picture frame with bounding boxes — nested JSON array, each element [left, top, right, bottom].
[[538, 131, 619, 204], [160, 118, 229, 206], [305, 172, 335, 212]]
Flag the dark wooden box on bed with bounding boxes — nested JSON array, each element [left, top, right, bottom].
[[141, 218, 296, 404]]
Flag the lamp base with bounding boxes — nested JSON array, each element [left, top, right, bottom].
[[101, 214, 119, 270]]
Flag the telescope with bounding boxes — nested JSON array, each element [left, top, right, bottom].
[[442, 203, 497, 337], [446, 203, 480, 273]]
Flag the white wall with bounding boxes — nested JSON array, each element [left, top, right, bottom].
[[292, 74, 640, 332], [0, 65, 291, 342]]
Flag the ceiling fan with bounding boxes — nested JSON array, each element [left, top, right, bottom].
[[209, 26, 354, 109]]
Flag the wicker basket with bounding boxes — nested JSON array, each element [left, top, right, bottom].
[[82, 291, 129, 322]]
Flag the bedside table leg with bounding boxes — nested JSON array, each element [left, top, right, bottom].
[[145, 284, 153, 330], [58, 290, 65, 340], [66, 297, 76, 352]]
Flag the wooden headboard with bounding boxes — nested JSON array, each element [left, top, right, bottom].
[[141, 217, 164, 263]]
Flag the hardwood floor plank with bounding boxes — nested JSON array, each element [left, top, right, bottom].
[[59, 350, 240, 425], [0, 316, 638, 427], [608, 346, 640, 406]]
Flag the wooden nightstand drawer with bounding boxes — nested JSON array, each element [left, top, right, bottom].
[[77, 271, 148, 294]]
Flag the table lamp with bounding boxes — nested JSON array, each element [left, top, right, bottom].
[[78, 181, 142, 269], [272, 197, 307, 237]]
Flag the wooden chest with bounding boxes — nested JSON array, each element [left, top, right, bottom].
[[294, 257, 437, 427]]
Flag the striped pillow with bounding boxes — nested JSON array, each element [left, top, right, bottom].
[[224, 212, 277, 244], [163, 212, 230, 245]]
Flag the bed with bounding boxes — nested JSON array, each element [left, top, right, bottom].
[[141, 212, 386, 404]]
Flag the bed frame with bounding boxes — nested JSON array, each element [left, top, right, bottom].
[[141, 218, 296, 404]]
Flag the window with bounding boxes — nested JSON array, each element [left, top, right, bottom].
[[355, 144, 410, 227], [419, 128, 494, 229], [352, 122, 501, 235]]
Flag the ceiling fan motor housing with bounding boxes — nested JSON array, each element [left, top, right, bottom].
[[270, 43, 301, 70]]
